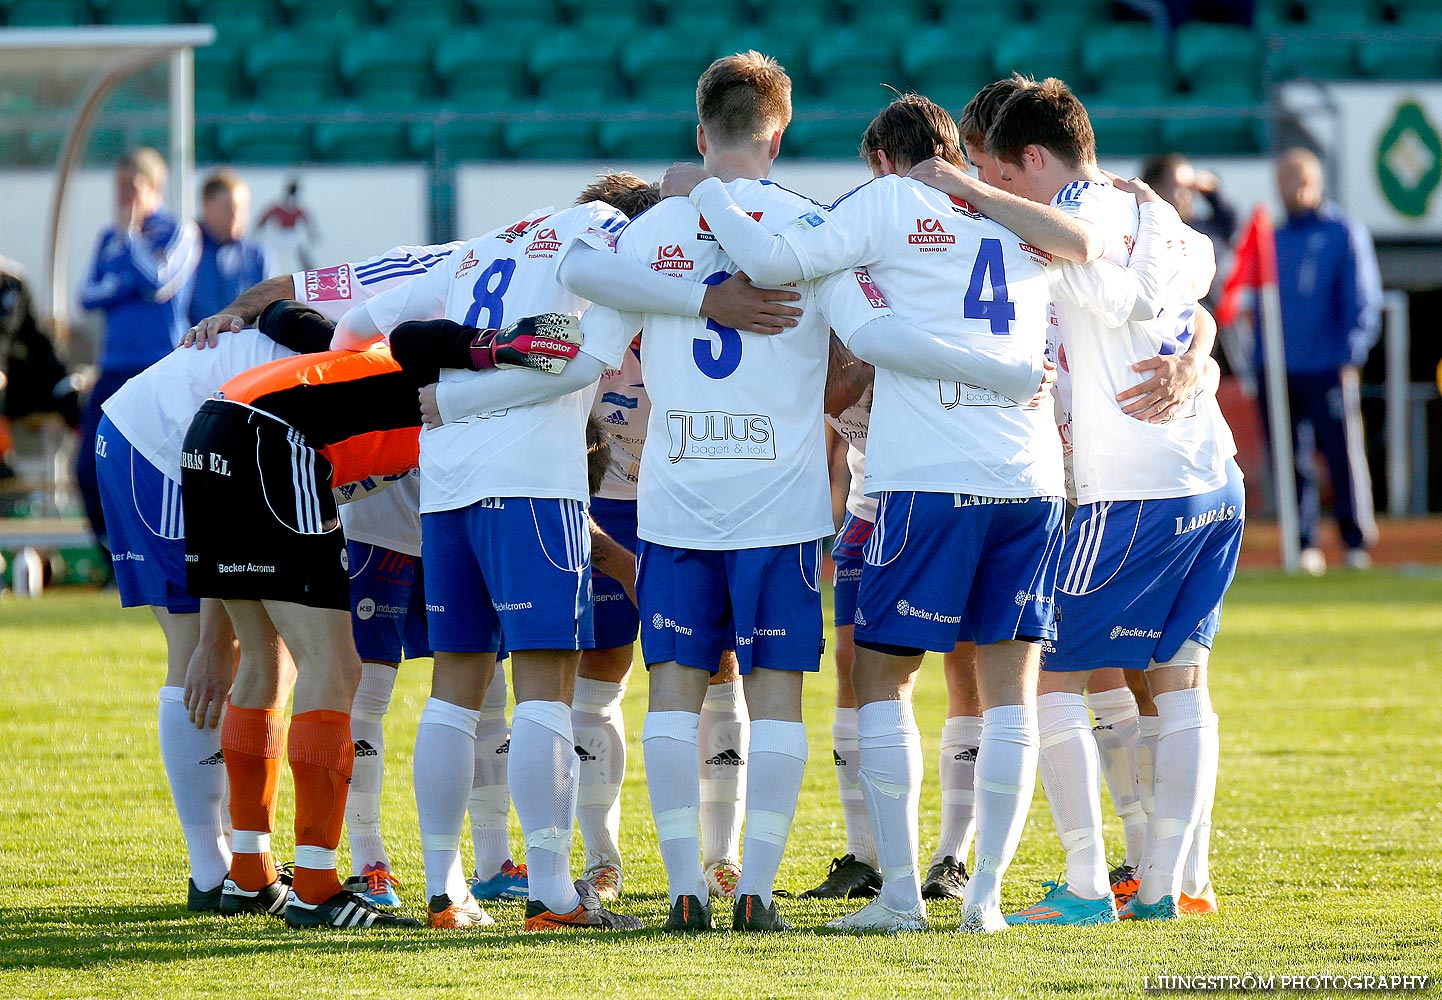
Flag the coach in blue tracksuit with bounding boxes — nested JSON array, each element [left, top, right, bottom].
[[76, 147, 200, 556], [1268, 147, 1382, 574], [187, 169, 268, 328]]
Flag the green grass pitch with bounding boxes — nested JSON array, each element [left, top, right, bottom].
[[3, 571, 1439, 999]]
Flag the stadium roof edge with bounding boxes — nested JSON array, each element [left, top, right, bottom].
[[0, 25, 216, 51]]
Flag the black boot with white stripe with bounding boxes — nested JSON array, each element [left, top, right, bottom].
[[284, 888, 421, 929]]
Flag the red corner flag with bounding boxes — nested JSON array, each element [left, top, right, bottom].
[[1215, 206, 1277, 327]]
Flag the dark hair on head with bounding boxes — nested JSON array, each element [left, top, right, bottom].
[[958, 73, 1034, 148], [576, 171, 660, 219], [985, 77, 1096, 169], [696, 50, 793, 145], [201, 168, 245, 202], [1141, 153, 1188, 190], [859, 90, 965, 172]]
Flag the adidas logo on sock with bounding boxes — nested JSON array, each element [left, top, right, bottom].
[[496, 739, 510, 755], [199, 750, 225, 766], [574, 744, 597, 761], [954, 747, 978, 763], [354, 740, 378, 758], [706, 748, 744, 766], [832, 749, 848, 766]]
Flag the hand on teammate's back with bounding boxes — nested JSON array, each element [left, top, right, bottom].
[[183, 312, 244, 349], [418, 383, 442, 428], [1028, 359, 1058, 410], [701, 272, 803, 335], [1117, 351, 1203, 423], [660, 162, 713, 199], [1108, 174, 1162, 204]]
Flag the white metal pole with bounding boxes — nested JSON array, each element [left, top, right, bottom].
[[168, 46, 194, 220], [1383, 289, 1410, 518], [1259, 283, 1300, 573]]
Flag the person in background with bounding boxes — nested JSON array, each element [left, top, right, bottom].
[[187, 170, 267, 329], [1271, 147, 1382, 575], [75, 147, 200, 557], [1141, 153, 1238, 250], [255, 177, 318, 274]]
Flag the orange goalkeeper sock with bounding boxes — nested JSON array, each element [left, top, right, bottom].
[[220, 705, 287, 892], [288, 709, 354, 905]]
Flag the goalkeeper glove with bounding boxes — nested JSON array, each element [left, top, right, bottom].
[[470, 312, 584, 374]]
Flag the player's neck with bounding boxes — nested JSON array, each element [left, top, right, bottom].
[[702, 150, 774, 183], [1049, 163, 1109, 200]]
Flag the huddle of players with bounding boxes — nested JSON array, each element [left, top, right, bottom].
[[98, 51, 1239, 934]]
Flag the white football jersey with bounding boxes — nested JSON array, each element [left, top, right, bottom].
[[797, 175, 1063, 499], [339, 468, 422, 556], [103, 243, 459, 482], [363, 202, 632, 513], [825, 385, 876, 522], [608, 178, 834, 550], [1046, 181, 1235, 504], [592, 337, 648, 501]]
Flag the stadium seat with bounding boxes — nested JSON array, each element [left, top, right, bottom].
[[1300, 0, 1380, 30], [193, 43, 244, 114], [339, 29, 434, 107], [528, 30, 619, 105], [194, 122, 218, 163], [311, 121, 412, 161], [1083, 25, 1172, 103], [426, 117, 503, 161], [597, 115, 697, 160], [1254, 0, 1300, 29], [660, 7, 738, 40], [214, 120, 311, 163], [712, 31, 805, 79], [992, 26, 1080, 87], [808, 29, 903, 110], [1357, 36, 1442, 79], [1028, 0, 1107, 30], [900, 26, 996, 108], [1267, 32, 1358, 80], [281, 0, 372, 33], [1390, 0, 1442, 30], [1160, 114, 1265, 155], [1175, 23, 1264, 103], [838, 0, 933, 43], [466, 0, 555, 35], [1086, 110, 1162, 157], [376, 0, 462, 39], [621, 29, 716, 107], [751, 0, 835, 33], [6, 0, 86, 25], [434, 27, 528, 104], [197, 0, 275, 45], [502, 112, 599, 159], [784, 114, 873, 158], [559, 0, 651, 48], [91, 0, 186, 24], [245, 32, 338, 107]]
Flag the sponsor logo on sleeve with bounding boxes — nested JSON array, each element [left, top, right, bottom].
[[789, 211, 827, 233], [651, 244, 694, 271], [854, 268, 889, 308], [304, 264, 352, 302], [665, 409, 776, 461], [697, 211, 763, 241], [496, 213, 551, 244]]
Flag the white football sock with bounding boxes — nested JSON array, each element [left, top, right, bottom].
[[857, 700, 923, 912], [1181, 711, 1220, 897], [572, 676, 626, 870], [469, 667, 511, 879], [157, 687, 230, 892], [1037, 692, 1108, 899], [347, 661, 396, 875], [932, 715, 981, 866], [1135, 713, 1162, 876], [831, 707, 877, 866], [1087, 685, 1145, 869], [1138, 688, 1218, 906], [509, 700, 582, 914], [642, 711, 706, 902], [734, 719, 808, 906], [698, 680, 748, 865], [414, 698, 480, 903], [963, 704, 1039, 913]]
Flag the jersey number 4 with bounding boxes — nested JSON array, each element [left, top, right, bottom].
[[693, 269, 742, 379], [463, 258, 516, 329], [964, 238, 1016, 335]]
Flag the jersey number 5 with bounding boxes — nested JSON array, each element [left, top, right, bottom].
[[463, 258, 516, 329], [693, 270, 742, 379], [964, 238, 1016, 335]]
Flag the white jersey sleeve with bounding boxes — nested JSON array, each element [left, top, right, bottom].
[[293, 242, 461, 322]]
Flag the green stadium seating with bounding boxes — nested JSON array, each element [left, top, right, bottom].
[[659, 6, 736, 40], [245, 32, 337, 107], [194, 122, 218, 163], [711, 31, 805, 78], [992, 26, 1080, 86], [1268, 32, 1358, 80], [784, 114, 872, 158], [1357, 36, 1442, 79], [597, 115, 697, 160], [1028, 0, 1107, 30], [6, 0, 86, 26], [1254, 0, 1299, 29], [899, 26, 996, 108], [214, 120, 310, 163], [376, 0, 462, 39], [434, 27, 528, 104], [528, 30, 618, 105], [1087, 109, 1162, 157], [751, 0, 835, 32], [502, 112, 599, 159], [1299, 0, 1380, 30], [1082, 24, 1171, 103], [808, 28, 902, 109], [282, 0, 371, 33], [339, 29, 434, 107], [466, 0, 555, 34], [1390, 0, 1442, 30], [194, 42, 244, 113], [839, 0, 932, 43], [92, 0, 186, 24], [621, 29, 715, 107], [1175, 23, 1264, 103], [426, 117, 503, 161], [561, 0, 651, 48], [1160, 114, 1265, 155], [23, 125, 130, 165], [197, 0, 275, 45], [312, 120, 412, 161]]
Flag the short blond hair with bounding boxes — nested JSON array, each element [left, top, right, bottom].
[[696, 51, 792, 145], [575, 170, 660, 219], [117, 146, 166, 188]]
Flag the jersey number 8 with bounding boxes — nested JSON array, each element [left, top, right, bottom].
[[464, 258, 516, 329]]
